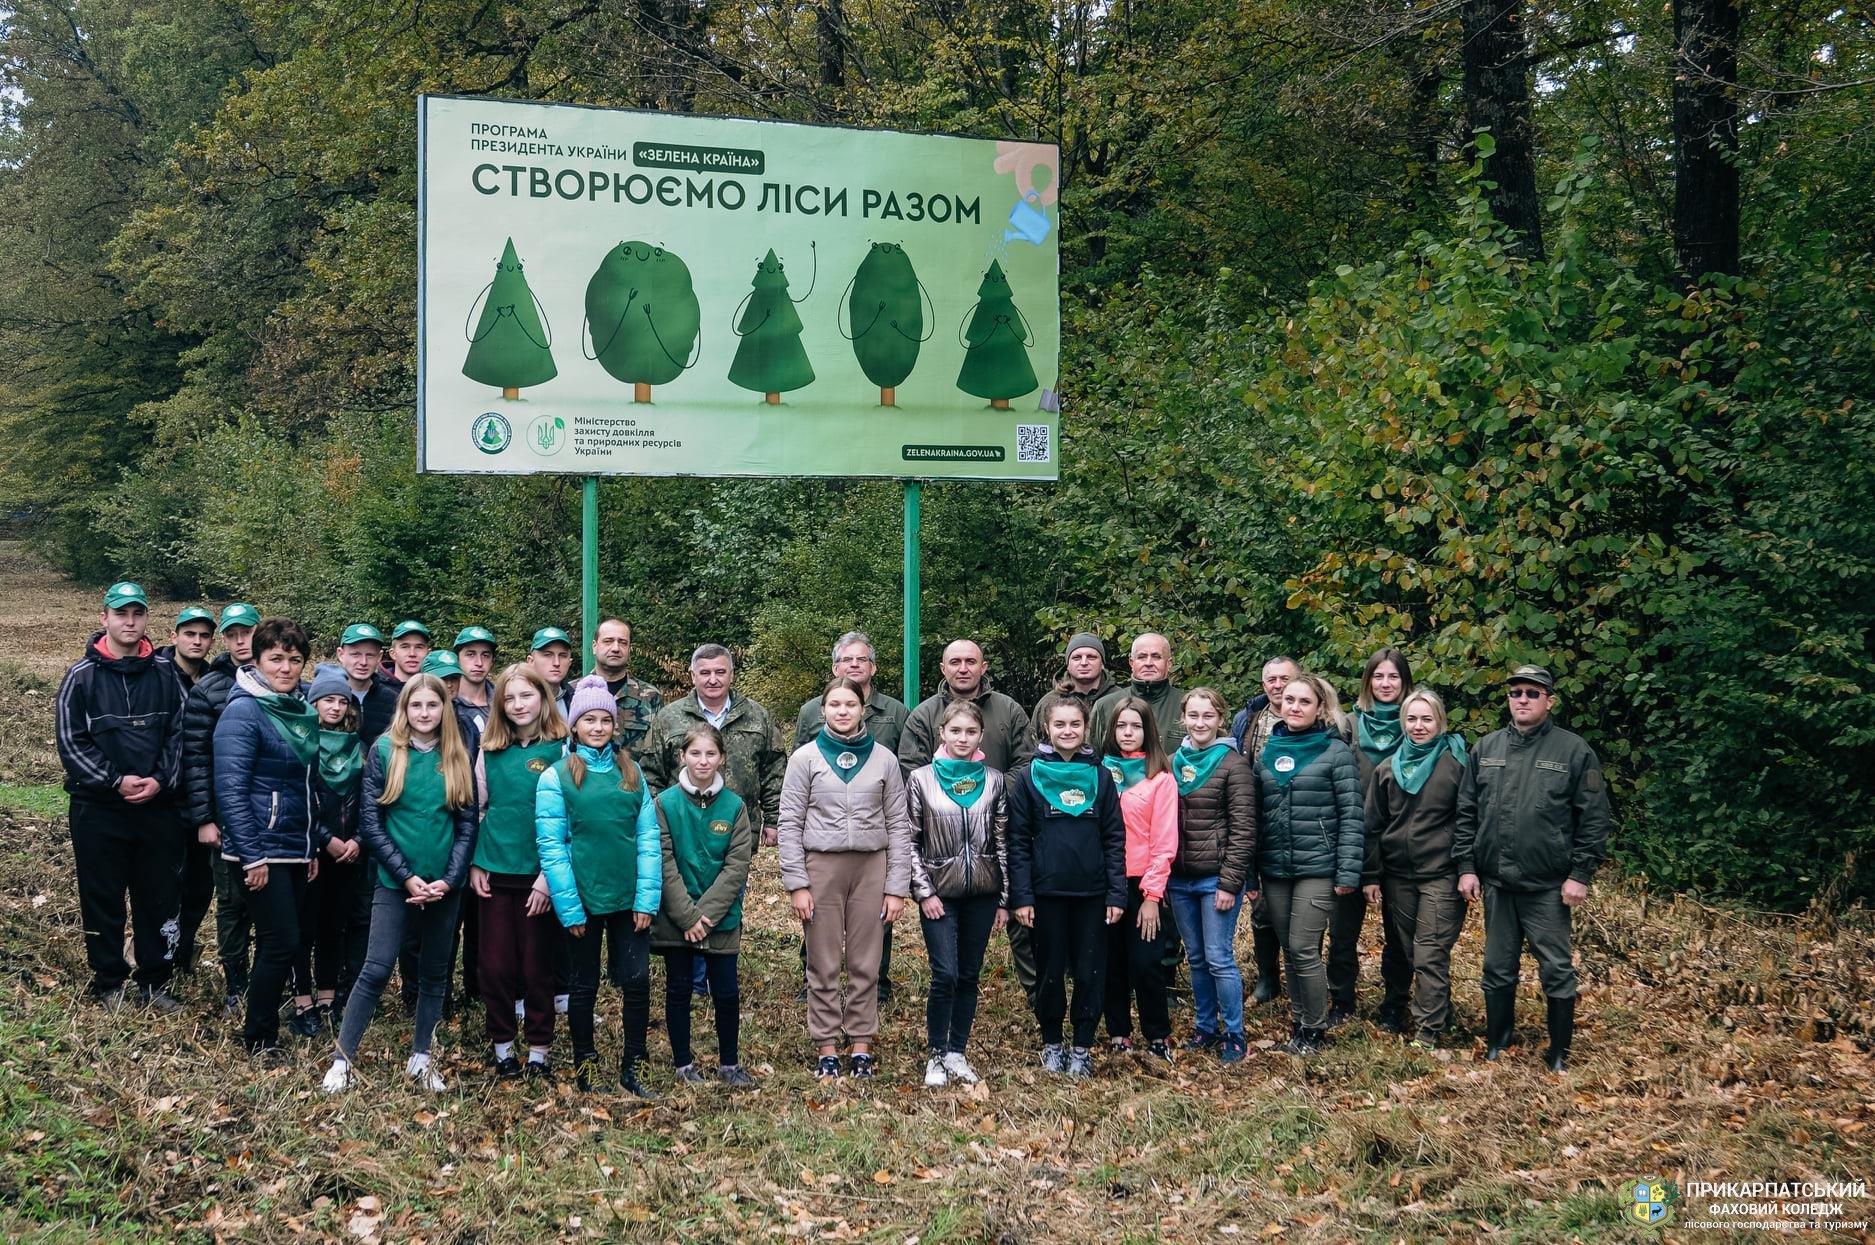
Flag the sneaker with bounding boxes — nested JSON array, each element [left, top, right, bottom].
[[1408, 1034, 1438, 1052], [814, 1055, 841, 1080], [575, 1059, 596, 1092], [848, 1052, 877, 1079], [1108, 1035, 1134, 1054], [1065, 1047, 1094, 1080], [718, 1064, 756, 1090], [1282, 1027, 1326, 1056], [1039, 1043, 1067, 1074], [1183, 1030, 1221, 1053], [941, 1051, 980, 1084], [1145, 1039, 1173, 1063], [140, 987, 185, 1016], [674, 1063, 707, 1085], [525, 1056, 552, 1081], [321, 1059, 353, 1094], [494, 1055, 523, 1081], [406, 1056, 447, 1092], [288, 1007, 323, 1039], [1375, 1007, 1408, 1035], [221, 993, 243, 1020], [1219, 1034, 1248, 1064], [795, 984, 809, 1003], [618, 1059, 657, 1100], [243, 1037, 283, 1057], [924, 1055, 949, 1088], [96, 987, 127, 1012], [1325, 1003, 1354, 1029]]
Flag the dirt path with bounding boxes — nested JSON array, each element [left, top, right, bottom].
[[0, 540, 188, 683]]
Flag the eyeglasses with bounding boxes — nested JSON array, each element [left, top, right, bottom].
[[1507, 687, 1548, 700]]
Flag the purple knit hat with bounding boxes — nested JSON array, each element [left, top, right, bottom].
[[565, 674, 616, 726]]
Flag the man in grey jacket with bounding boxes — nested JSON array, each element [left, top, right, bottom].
[[1454, 664, 1611, 1073]]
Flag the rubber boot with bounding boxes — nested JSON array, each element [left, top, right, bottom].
[[1250, 926, 1284, 1004], [1544, 994, 1575, 1073], [1483, 987, 1517, 1061]]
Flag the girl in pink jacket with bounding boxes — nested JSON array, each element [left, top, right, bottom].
[[1099, 697, 1179, 1061]]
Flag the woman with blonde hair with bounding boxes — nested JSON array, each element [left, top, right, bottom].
[[323, 673, 478, 1093]]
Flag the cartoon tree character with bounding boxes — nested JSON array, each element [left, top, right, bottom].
[[583, 241, 702, 403], [728, 245, 817, 405], [842, 242, 931, 407], [462, 238, 557, 399], [955, 260, 1037, 409]]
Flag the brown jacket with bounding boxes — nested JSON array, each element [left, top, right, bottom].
[[1362, 751, 1463, 883], [1173, 747, 1259, 893]]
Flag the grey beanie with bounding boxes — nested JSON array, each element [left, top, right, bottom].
[[306, 663, 352, 704], [1064, 632, 1105, 661]]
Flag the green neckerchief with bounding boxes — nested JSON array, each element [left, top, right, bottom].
[[1390, 732, 1470, 796], [816, 726, 874, 784], [1029, 757, 1099, 817], [317, 727, 364, 796], [1103, 753, 1149, 793], [1172, 741, 1232, 795], [1261, 725, 1332, 788], [932, 757, 987, 809], [255, 692, 320, 766], [1354, 703, 1404, 765]]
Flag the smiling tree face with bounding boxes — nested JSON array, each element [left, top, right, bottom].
[[848, 241, 923, 396], [462, 238, 557, 394], [728, 247, 815, 399], [956, 259, 1038, 403], [584, 241, 701, 388]]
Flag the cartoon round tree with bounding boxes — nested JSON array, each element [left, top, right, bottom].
[[583, 241, 701, 403], [842, 242, 931, 407], [729, 246, 817, 405], [955, 260, 1037, 409], [462, 238, 557, 399]]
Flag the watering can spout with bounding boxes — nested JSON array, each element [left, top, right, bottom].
[[1004, 192, 1051, 246]]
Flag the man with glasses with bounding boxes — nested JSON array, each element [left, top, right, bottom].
[[1454, 664, 1610, 1073]]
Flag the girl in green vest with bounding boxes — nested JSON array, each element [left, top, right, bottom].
[[651, 723, 756, 1089], [323, 674, 478, 1093], [537, 675, 662, 1097], [469, 664, 569, 1080]]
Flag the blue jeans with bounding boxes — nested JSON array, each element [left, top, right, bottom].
[[1165, 874, 1246, 1039]]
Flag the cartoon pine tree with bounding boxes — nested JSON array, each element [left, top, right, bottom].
[[462, 238, 557, 399], [955, 260, 1038, 409], [845, 242, 929, 407], [728, 246, 816, 405]]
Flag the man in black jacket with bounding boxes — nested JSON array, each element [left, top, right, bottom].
[[55, 583, 188, 1009], [334, 623, 398, 745], [181, 602, 259, 1014], [159, 605, 217, 977]]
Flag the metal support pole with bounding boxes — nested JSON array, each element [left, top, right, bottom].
[[903, 481, 922, 707], [581, 477, 598, 673]]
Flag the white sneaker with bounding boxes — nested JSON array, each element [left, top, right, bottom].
[[923, 1056, 949, 1088], [554, 994, 569, 1016], [942, 1051, 980, 1084], [406, 1055, 447, 1092], [321, 1059, 353, 1094]]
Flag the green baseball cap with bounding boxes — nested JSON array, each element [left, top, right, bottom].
[[1508, 664, 1555, 690], [530, 626, 572, 651], [390, 619, 431, 641], [218, 602, 260, 632], [419, 649, 463, 679], [103, 581, 148, 609], [339, 622, 384, 647], [174, 606, 215, 628], [453, 625, 497, 651]]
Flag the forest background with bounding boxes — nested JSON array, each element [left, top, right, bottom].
[[3, 0, 1872, 909]]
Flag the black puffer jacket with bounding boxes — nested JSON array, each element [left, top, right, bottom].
[[181, 653, 239, 827], [1173, 746, 1258, 893], [1255, 732, 1365, 889], [55, 635, 186, 803]]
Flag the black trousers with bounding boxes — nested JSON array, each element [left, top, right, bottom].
[[1032, 895, 1108, 1049], [1327, 887, 1366, 1010], [174, 818, 215, 975], [1104, 880, 1170, 1042], [662, 949, 740, 1067], [295, 852, 371, 1000], [245, 862, 310, 1048], [69, 798, 181, 996], [568, 913, 650, 1065]]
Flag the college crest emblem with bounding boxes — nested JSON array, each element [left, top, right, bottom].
[[1618, 1176, 1679, 1227]]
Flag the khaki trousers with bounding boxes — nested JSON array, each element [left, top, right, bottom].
[[803, 849, 889, 1044]]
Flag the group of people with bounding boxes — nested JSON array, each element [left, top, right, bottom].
[[55, 582, 1611, 1098]]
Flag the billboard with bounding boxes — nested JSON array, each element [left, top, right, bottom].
[[417, 95, 1061, 480]]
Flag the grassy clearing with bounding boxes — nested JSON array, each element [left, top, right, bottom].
[[2, 799, 1873, 1242]]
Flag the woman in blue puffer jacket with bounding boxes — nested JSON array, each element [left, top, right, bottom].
[[212, 618, 327, 1054], [1252, 670, 1364, 1057]]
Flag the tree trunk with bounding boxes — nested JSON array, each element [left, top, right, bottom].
[[1672, 0, 1741, 284], [1460, 0, 1545, 261], [817, 0, 846, 90]]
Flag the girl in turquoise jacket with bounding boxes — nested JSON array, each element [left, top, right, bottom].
[[536, 675, 661, 1097]]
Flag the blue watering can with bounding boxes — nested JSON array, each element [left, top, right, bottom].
[[1004, 191, 1051, 245]]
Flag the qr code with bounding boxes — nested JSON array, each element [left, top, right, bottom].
[[1016, 424, 1052, 463]]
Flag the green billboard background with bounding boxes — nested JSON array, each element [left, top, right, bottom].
[[418, 95, 1061, 480]]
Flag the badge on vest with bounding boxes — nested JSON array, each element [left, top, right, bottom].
[[709, 820, 731, 836], [527, 758, 549, 773], [1104, 764, 1123, 784], [949, 777, 979, 796], [1181, 763, 1199, 781], [1061, 788, 1087, 808], [836, 751, 859, 771], [1272, 755, 1296, 774]]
